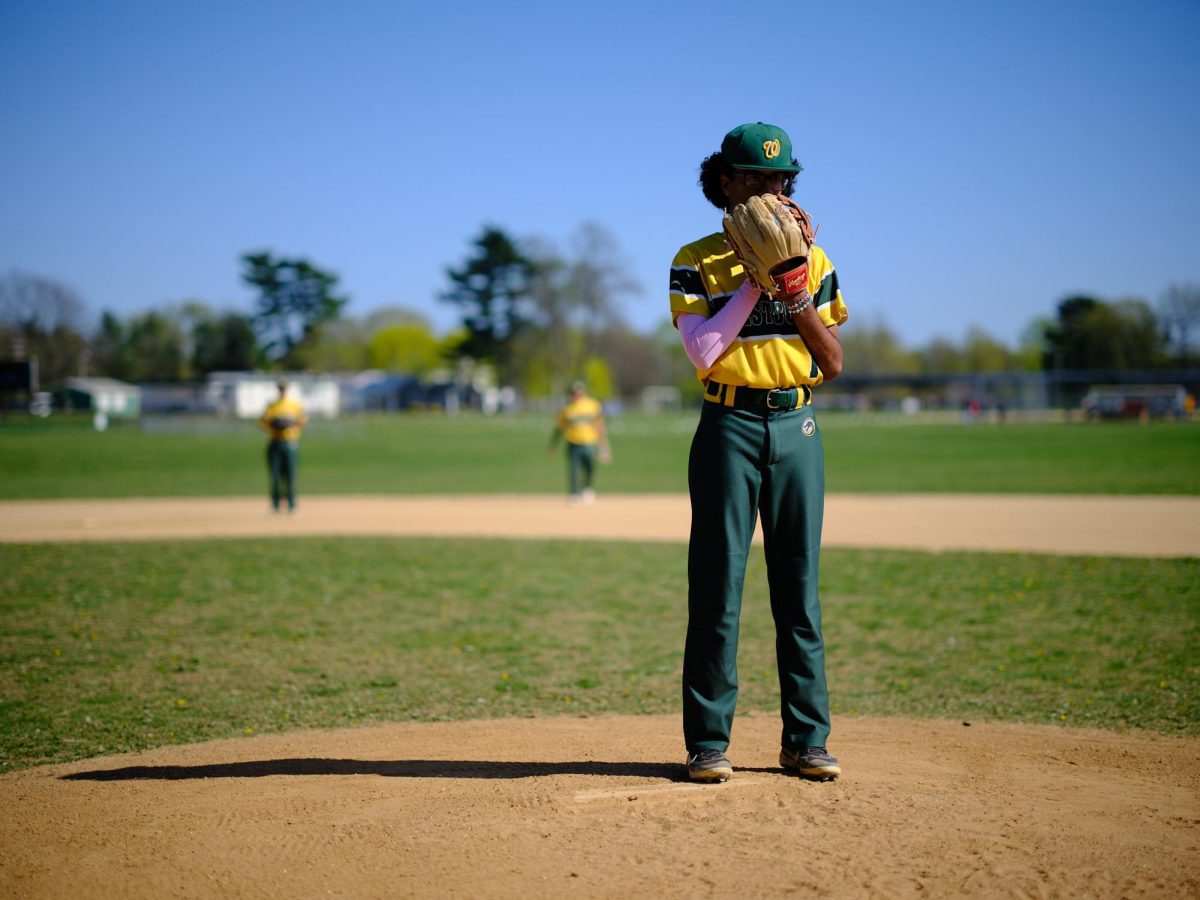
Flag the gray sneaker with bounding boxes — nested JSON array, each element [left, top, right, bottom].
[[686, 749, 733, 783], [779, 746, 841, 781]]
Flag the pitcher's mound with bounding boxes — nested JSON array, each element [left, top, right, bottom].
[[3, 714, 1197, 898]]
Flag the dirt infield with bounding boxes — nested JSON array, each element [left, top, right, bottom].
[[4, 492, 1200, 556], [3, 716, 1197, 899], [2, 494, 1198, 898]]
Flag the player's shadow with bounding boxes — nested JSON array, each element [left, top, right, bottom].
[[61, 759, 685, 782]]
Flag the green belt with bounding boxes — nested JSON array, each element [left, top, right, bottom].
[[703, 381, 812, 412]]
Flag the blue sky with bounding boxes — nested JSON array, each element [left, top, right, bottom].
[[2, 0, 1197, 349]]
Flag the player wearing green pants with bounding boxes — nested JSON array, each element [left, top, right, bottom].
[[670, 123, 848, 783], [548, 382, 611, 505], [258, 376, 307, 515]]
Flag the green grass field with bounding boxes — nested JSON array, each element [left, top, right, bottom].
[[0, 411, 1198, 498], [1, 538, 1195, 772], [2, 412, 1197, 774]]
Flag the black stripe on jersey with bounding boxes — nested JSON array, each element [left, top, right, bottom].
[[669, 266, 707, 300], [715, 294, 799, 339], [814, 268, 840, 308]]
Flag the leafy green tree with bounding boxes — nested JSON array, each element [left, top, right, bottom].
[[124, 311, 190, 382], [653, 319, 706, 403], [94, 310, 189, 382], [920, 338, 966, 374], [187, 307, 263, 375], [363, 306, 432, 333], [91, 311, 129, 379], [1043, 296, 1099, 371], [291, 318, 369, 372], [440, 227, 534, 382], [962, 326, 1014, 372], [241, 252, 347, 364], [839, 319, 921, 375], [1016, 317, 1052, 371], [1044, 295, 1165, 370], [368, 323, 441, 373], [582, 356, 614, 400], [435, 327, 471, 364]]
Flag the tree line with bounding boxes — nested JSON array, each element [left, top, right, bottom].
[[1, 223, 1197, 402]]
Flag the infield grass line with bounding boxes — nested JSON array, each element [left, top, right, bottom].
[[1, 537, 1195, 772], [1, 412, 1197, 498]]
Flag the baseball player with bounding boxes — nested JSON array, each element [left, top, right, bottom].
[[547, 381, 611, 504], [669, 122, 848, 783], [258, 375, 307, 516]]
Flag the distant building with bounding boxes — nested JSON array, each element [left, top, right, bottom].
[[205, 372, 340, 419], [60, 377, 141, 418], [339, 369, 487, 413], [138, 382, 212, 414], [340, 370, 426, 412]]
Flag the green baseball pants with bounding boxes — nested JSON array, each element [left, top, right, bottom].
[[682, 401, 831, 753], [267, 440, 299, 512], [566, 441, 596, 497]]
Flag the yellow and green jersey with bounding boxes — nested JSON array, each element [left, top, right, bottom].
[[556, 396, 603, 446], [669, 232, 848, 388], [259, 396, 307, 442]]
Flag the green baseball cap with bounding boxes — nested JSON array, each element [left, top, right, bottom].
[[721, 122, 802, 173]]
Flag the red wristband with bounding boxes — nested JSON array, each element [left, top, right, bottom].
[[770, 258, 809, 296]]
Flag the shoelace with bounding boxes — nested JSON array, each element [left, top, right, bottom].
[[691, 749, 726, 763]]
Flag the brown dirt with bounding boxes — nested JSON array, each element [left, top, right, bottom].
[[3, 493, 1200, 556], [2, 495, 1198, 898]]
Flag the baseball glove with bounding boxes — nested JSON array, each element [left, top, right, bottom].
[[723, 194, 814, 296], [775, 194, 817, 246], [268, 417, 297, 431]]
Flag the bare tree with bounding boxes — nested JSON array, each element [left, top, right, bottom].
[[523, 236, 575, 392], [565, 222, 641, 361], [516, 224, 643, 396], [0, 270, 86, 336], [0, 271, 90, 383], [1160, 283, 1200, 365]]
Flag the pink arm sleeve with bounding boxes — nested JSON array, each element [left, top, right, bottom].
[[677, 279, 760, 370]]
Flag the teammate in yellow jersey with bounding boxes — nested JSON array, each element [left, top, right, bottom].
[[548, 381, 611, 505], [670, 122, 847, 784], [258, 375, 308, 516]]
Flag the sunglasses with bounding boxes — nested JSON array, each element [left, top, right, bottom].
[[733, 170, 793, 192]]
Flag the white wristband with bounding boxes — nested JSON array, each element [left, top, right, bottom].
[[784, 291, 813, 315]]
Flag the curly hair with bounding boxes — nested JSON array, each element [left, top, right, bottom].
[[697, 151, 798, 210], [698, 152, 731, 210]]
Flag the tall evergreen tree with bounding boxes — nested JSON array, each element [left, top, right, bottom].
[[242, 252, 347, 364], [439, 227, 534, 382]]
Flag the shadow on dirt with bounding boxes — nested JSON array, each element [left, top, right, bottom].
[[62, 759, 686, 782]]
